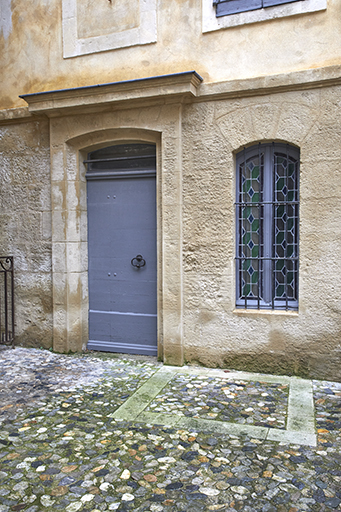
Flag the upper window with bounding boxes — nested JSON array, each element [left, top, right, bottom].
[[203, 0, 326, 33], [213, 0, 302, 16], [235, 143, 299, 310], [84, 144, 156, 179]]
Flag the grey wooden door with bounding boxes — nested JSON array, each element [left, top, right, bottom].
[[86, 144, 157, 356]]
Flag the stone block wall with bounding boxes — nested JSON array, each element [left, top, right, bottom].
[[1, 73, 340, 382], [181, 85, 341, 380], [0, 117, 52, 348]]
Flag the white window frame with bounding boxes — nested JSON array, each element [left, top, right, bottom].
[[202, 0, 326, 32]]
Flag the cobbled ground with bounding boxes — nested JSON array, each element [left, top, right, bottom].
[[146, 375, 288, 429], [0, 346, 341, 512]]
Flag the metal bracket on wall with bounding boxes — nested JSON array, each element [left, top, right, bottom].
[[0, 256, 15, 348]]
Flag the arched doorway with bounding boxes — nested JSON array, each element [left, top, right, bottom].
[[85, 143, 157, 355]]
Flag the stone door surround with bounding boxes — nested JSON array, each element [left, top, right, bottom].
[[20, 72, 203, 364]]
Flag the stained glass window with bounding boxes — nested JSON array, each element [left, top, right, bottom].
[[235, 143, 299, 310]]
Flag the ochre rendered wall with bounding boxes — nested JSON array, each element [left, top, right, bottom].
[[1, 0, 341, 109]]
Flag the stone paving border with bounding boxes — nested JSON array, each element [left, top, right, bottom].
[[112, 366, 317, 447]]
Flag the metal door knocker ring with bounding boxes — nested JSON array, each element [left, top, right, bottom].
[[131, 255, 146, 269]]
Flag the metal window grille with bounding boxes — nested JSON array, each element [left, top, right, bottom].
[[235, 143, 299, 310], [84, 143, 156, 180], [0, 256, 15, 346]]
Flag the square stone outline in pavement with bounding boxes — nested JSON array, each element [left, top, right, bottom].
[[112, 366, 317, 446]]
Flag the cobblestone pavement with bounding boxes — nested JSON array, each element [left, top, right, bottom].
[[0, 346, 341, 512]]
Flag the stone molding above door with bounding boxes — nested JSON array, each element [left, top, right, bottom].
[[19, 72, 203, 365]]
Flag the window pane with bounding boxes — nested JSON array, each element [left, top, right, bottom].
[[237, 153, 263, 302], [263, 0, 302, 7], [273, 151, 299, 305], [87, 143, 156, 172], [216, 0, 262, 16], [236, 144, 299, 310]]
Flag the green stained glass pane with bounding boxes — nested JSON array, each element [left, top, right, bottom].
[[287, 245, 294, 257], [251, 245, 259, 258], [287, 233, 294, 245], [243, 180, 250, 193], [275, 259, 285, 271], [276, 219, 284, 231], [252, 166, 260, 179], [277, 204, 285, 217], [276, 284, 285, 297], [241, 259, 259, 298], [276, 231, 284, 244], [288, 162, 295, 176], [276, 177, 285, 191]]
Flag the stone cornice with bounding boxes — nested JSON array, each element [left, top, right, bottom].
[[0, 107, 34, 125], [13, 65, 341, 119], [19, 72, 203, 117], [197, 65, 341, 101]]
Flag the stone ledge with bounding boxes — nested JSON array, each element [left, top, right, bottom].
[[198, 64, 341, 101], [0, 107, 33, 124], [19, 72, 203, 118], [17, 65, 341, 120]]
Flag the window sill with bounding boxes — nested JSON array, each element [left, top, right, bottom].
[[203, 0, 326, 32], [233, 308, 299, 316]]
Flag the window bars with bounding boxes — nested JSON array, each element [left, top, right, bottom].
[[84, 143, 156, 180], [235, 143, 299, 310], [0, 256, 15, 347]]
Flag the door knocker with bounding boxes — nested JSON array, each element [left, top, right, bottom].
[[131, 255, 146, 269]]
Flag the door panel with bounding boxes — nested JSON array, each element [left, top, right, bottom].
[[89, 312, 157, 354], [87, 175, 157, 355]]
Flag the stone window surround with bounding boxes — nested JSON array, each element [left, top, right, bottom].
[[235, 142, 300, 310], [62, 0, 157, 58], [202, 0, 327, 32]]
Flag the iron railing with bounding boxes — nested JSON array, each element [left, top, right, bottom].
[[0, 256, 14, 347]]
